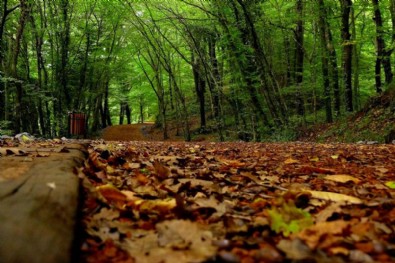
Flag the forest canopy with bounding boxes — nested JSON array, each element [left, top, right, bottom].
[[0, 0, 394, 141]]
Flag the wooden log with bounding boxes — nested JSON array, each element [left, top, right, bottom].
[[0, 145, 86, 263]]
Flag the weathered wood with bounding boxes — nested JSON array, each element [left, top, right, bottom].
[[0, 145, 86, 263]]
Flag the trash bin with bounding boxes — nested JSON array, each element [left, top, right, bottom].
[[68, 112, 86, 136]]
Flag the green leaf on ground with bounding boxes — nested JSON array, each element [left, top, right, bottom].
[[268, 201, 313, 237]]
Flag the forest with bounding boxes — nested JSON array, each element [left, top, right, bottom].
[[0, 0, 394, 141]]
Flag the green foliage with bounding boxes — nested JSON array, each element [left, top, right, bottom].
[[0, 121, 13, 136], [0, 0, 393, 139], [268, 201, 313, 237]]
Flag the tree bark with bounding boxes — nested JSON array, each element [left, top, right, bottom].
[[192, 52, 206, 130], [340, 0, 353, 112], [372, 0, 393, 93], [318, 0, 333, 123], [10, 0, 29, 133], [294, 0, 305, 117], [235, 0, 288, 125]]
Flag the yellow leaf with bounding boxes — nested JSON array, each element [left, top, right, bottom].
[[331, 155, 339, 159], [324, 174, 360, 184], [307, 190, 363, 204], [310, 157, 319, 162], [284, 158, 299, 164]]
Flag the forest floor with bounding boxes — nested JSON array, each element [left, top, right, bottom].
[[78, 140, 395, 263], [1, 89, 395, 263]]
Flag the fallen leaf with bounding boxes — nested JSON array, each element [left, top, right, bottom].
[[153, 159, 170, 180], [268, 201, 313, 237], [121, 220, 217, 263], [385, 181, 395, 189], [284, 158, 299, 164], [324, 174, 361, 184], [97, 184, 127, 203], [296, 220, 349, 249], [307, 190, 363, 204], [277, 239, 311, 260]]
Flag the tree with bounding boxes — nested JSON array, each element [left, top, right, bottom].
[[340, 0, 353, 112], [318, 0, 333, 123], [294, 0, 305, 117], [372, 0, 393, 93]]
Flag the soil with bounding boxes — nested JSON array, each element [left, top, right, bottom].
[[101, 124, 155, 141]]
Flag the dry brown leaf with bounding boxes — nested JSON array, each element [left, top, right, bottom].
[[97, 184, 127, 203], [296, 220, 349, 249], [121, 220, 217, 263], [307, 190, 363, 204], [324, 174, 361, 184], [153, 159, 170, 179]]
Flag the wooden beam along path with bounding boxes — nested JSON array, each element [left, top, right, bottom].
[[0, 144, 87, 263]]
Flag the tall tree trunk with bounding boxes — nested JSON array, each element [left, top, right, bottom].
[[351, 5, 361, 110], [60, 0, 71, 109], [0, 1, 19, 64], [192, 52, 206, 130], [235, 0, 288, 125], [30, 3, 47, 136], [10, 0, 29, 133], [372, 0, 393, 93], [340, 0, 353, 112], [318, 0, 333, 123], [391, 0, 395, 73], [208, 35, 220, 119], [294, 0, 305, 117]]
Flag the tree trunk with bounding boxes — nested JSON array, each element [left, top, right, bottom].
[[60, 0, 71, 109], [294, 0, 305, 117], [351, 5, 361, 110], [372, 0, 393, 92], [234, 0, 288, 125], [30, 3, 48, 136], [192, 52, 206, 130], [139, 95, 144, 123], [318, 0, 333, 123], [208, 35, 220, 119], [340, 0, 353, 112], [10, 0, 29, 133], [324, 20, 341, 117], [119, 102, 125, 125]]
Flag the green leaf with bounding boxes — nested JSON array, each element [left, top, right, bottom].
[[385, 181, 395, 189], [268, 201, 313, 237]]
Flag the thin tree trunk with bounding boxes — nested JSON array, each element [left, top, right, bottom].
[[192, 52, 206, 130], [318, 0, 333, 123], [351, 5, 361, 110], [340, 0, 353, 112], [372, 0, 393, 92], [294, 0, 305, 117]]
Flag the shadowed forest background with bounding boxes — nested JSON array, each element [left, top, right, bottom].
[[0, 0, 394, 142]]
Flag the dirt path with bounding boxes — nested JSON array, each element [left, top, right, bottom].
[[101, 124, 153, 141]]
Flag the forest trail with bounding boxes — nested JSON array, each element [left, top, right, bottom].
[[1, 136, 395, 262], [101, 124, 154, 141]]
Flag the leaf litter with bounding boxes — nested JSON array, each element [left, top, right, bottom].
[[77, 141, 395, 263]]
